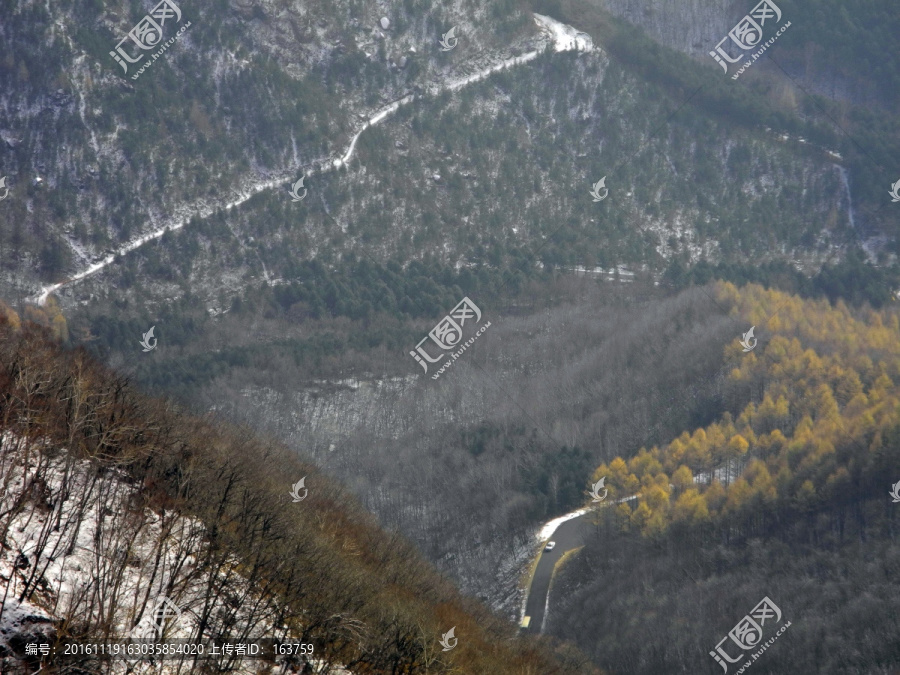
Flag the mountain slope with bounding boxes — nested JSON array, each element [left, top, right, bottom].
[[0, 316, 599, 674], [0, 0, 537, 299]]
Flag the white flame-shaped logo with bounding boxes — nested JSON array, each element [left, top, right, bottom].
[[890, 180, 900, 203], [131, 595, 181, 640], [890, 481, 900, 503], [290, 177, 307, 202], [139, 326, 157, 352], [125, 594, 179, 665], [149, 596, 181, 635], [289, 477, 308, 502], [0, 176, 8, 201], [439, 626, 458, 652], [739, 326, 757, 352], [589, 176, 608, 202], [590, 476, 608, 503], [439, 26, 458, 51]]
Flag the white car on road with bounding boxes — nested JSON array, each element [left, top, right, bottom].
[[545, 541, 556, 552]]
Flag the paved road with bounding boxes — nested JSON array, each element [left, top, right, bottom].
[[522, 496, 638, 634], [522, 512, 596, 634]]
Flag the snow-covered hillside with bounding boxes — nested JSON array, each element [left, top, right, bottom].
[[0, 432, 349, 673]]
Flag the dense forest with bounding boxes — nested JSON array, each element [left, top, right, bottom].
[[173, 279, 741, 616], [549, 282, 900, 673], [556, 0, 900, 248], [587, 281, 900, 538], [3, 0, 900, 672], [51, 248, 893, 403]]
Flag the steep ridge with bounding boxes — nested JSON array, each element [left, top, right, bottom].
[[0, 316, 600, 674]]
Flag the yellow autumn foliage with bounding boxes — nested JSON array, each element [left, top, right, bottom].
[[587, 282, 900, 538]]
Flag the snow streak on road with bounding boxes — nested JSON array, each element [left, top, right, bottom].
[[537, 506, 591, 541], [32, 14, 592, 305]]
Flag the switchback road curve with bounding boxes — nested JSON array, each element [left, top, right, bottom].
[[522, 496, 638, 634]]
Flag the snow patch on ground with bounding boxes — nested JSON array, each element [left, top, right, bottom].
[[536, 493, 641, 541], [0, 597, 54, 661], [0, 433, 352, 673], [537, 507, 591, 541], [533, 13, 594, 52]]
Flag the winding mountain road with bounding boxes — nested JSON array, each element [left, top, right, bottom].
[[31, 14, 592, 306], [522, 495, 637, 634]]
